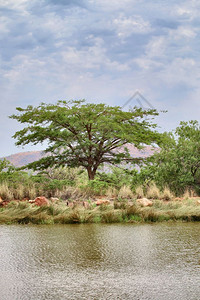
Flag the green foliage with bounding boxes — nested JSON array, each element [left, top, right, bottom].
[[95, 167, 139, 188], [0, 159, 14, 172], [85, 179, 109, 195], [0, 159, 31, 189], [141, 120, 200, 195], [0, 163, 78, 200], [10, 100, 160, 179], [40, 166, 84, 182]]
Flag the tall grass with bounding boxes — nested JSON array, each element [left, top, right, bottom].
[[0, 197, 200, 224], [12, 184, 25, 200], [135, 186, 144, 199], [160, 187, 174, 201], [106, 187, 118, 198], [0, 182, 14, 200], [146, 183, 161, 199], [118, 185, 134, 199], [183, 188, 197, 200]]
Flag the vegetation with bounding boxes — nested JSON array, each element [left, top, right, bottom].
[[10, 100, 160, 180], [0, 197, 199, 225], [0, 102, 199, 224], [138, 120, 200, 195], [0, 160, 199, 225]]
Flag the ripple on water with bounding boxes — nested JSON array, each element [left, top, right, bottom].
[[0, 223, 199, 300]]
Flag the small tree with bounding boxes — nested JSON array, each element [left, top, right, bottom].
[[142, 120, 200, 195], [10, 100, 160, 180]]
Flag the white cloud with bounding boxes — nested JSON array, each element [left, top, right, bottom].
[[113, 14, 152, 37], [173, 0, 200, 20], [157, 57, 197, 87], [61, 37, 129, 72], [146, 37, 166, 58], [0, 16, 10, 34], [92, 0, 136, 10], [3, 55, 46, 82], [170, 26, 197, 39], [0, 0, 200, 156], [0, 0, 30, 14]]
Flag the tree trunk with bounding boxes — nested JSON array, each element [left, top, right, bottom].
[[87, 167, 96, 180]]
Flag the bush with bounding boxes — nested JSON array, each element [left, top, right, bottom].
[[84, 179, 108, 195]]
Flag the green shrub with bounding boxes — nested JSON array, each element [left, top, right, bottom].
[[85, 179, 109, 195]]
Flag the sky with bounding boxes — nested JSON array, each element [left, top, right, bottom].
[[0, 0, 200, 157]]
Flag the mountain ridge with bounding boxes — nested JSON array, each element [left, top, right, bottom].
[[1, 145, 155, 168]]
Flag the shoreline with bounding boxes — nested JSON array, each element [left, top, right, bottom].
[[0, 198, 200, 225]]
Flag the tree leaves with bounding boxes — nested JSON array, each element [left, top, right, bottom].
[[10, 100, 161, 179]]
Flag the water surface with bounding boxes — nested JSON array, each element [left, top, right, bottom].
[[0, 223, 199, 299]]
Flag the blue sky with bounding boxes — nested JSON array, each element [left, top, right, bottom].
[[0, 0, 200, 157]]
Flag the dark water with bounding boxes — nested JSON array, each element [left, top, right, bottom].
[[0, 223, 199, 300]]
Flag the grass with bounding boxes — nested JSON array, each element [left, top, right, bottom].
[[0, 197, 200, 225], [160, 187, 174, 201], [118, 185, 134, 200], [146, 183, 161, 199], [135, 186, 144, 199], [0, 182, 14, 201]]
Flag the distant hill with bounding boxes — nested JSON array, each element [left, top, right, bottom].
[[2, 151, 45, 168], [2, 145, 155, 168]]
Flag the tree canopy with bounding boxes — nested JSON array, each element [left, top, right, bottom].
[[141, 120, 200, 195], [10, 100, 161, 179]]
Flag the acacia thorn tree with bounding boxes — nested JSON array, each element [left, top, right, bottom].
[[10, 100, 161, 180]]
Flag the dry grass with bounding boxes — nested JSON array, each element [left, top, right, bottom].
[[106, 187, 118, 198], [0, 182, 38, 201], [183, 188, 197, 200], [146, 183, 161, 199], [12, 184, 25, 200], [0, 195, 200, 225], [56, 186, 91, 200], [183, 189, 190, 200], [0, 182, 14, 201], [135, 186, 144, 199], [118, 185, 134, 200], [27, 185, 38, 199], [160, 187, 174, 201]]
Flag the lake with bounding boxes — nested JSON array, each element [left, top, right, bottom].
[[0, 223, 199, 300]]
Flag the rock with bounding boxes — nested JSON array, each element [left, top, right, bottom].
[[29, 199, 35, 203], [1, 201, 9, 207], [34, 196, 49, 207], [96, 199, 111, 206], [136, 198, 153, 207], [0, 198, 10, 207], [22, 197, 29, 201]]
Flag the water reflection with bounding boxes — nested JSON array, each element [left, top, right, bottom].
[[0, 223, 199, 300]]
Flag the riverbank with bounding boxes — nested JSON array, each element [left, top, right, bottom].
[[0, 198, 200, 224]]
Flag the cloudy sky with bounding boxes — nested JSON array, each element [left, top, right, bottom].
[[0, 0, 200, 157]]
